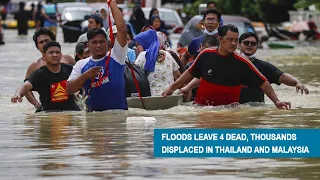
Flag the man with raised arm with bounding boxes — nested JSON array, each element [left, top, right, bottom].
[[67, 0, 128, 111]]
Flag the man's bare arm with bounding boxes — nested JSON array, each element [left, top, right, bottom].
[[278, 73, 309, 94], [109, 0, 127, 47], [162, 70, 194, 97], [11, 82, 33, 103], [260, 81, 291, 109], [62, 55, 76, 65], [24, 62, 41, 108]]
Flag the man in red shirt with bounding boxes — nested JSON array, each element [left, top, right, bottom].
[[162, 24, 291, 109]]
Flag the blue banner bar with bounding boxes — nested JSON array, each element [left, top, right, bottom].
[[154, 129, 320, 158]]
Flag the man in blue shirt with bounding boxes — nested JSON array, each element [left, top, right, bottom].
[[67, 0, 128, 111], [181, 9, 221, 67], [206, 1, 224, 28]]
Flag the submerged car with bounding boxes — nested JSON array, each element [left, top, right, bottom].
[[61, 7, 93, 42]]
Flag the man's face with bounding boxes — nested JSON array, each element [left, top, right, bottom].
[[240, 36, 258, 56], [204, 13, 219, 32], [88, 34, 107, 57], [43, 46, 62, 65], [88, 18, 100, 29], [219, 30, 239, 54], [37, 35, 52, 53]]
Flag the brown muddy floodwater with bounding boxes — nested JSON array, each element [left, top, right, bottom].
[[0, 29, 320, 179]]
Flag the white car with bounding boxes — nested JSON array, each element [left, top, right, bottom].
[[57, 2, 89, 20], [142, 7, 184, 34], [61, 7, 93, 42]]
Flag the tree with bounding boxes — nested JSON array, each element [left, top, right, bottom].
[[182, 0, 296, 23], [294, 0, 320, 10]]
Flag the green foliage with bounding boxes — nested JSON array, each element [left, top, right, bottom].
[[182, 0, 296, 23], [182, 0, 205, 16], [183, 0, 259, 20], [294, 0, 320, 10]]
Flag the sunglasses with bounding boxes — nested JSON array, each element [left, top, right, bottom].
[[242, 41, 257, 46]]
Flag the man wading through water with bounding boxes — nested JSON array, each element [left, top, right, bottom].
[[11, 41, 79, 111], [23, 28, 75, 110], [67, 0, 128, 111], [238, 32, 309, 104], [163, 24, 291, 109]]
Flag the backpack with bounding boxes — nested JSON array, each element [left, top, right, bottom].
[[124, 60, 151, 97]]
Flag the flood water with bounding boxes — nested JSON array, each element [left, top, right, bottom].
[[0, 29, 320, 179]]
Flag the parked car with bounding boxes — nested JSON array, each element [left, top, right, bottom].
[[222, 15, 256, 36], [57, 2, 88, 21], [142, 7, 184, 34], [88, 2, 108, 13], [61, 7, 92, 42]]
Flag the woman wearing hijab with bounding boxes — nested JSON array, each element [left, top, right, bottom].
[[150, 15, 169, 35], [129, 5, 148, 35], [177, 15, 204, 48], [14, 2, 30, 35], [134, 30, 181, 96], [99, 7, 111, 30], [157, 31, 185, 74], [148, 8, 159, 24], [148, 8, 174, 31]]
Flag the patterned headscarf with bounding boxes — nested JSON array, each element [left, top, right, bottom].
[[156, 31, 170, 50]]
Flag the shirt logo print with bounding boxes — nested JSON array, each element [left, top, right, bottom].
[[95, 67, 104, 80], [50, 80, 69, 102]]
